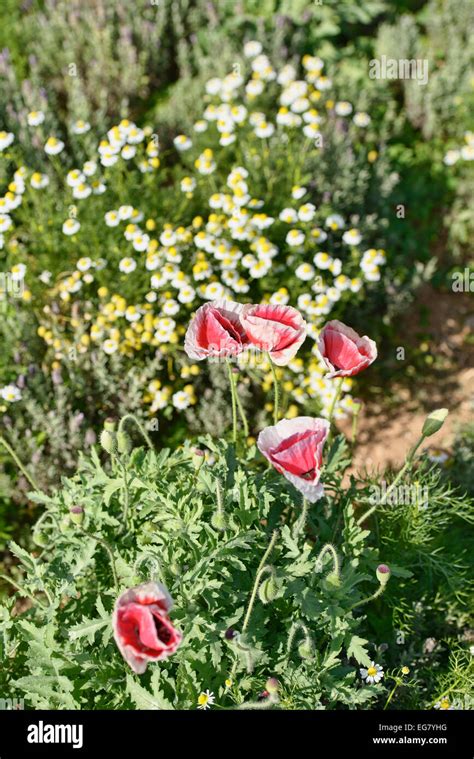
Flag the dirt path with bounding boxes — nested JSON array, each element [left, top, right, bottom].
[[339, 285, 474, 471]]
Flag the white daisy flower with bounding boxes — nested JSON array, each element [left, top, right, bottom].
[[298, 203, 316, 222], [286, 229, 305, 247], [119, 257, 137, 274], [295, 262, 315, 281], [443, 150, 460, 166], [335, 101, 353, 116], [360, 662, 384, 684], [243, 40, 262, 58], [1, 385, 22, 402], [342, 228, 362, 246], [0, 131, 15, 151], [44, 137, 64, 155], [71, 120, 91, 135], [105, 210, 120, 227], [27, 110, 45, 126], [174, 135, 192, 151], [197, 690, 215, 710], [353, 112, 371, 127], [62, 218, 80, 235], [102, 339, 118, 355], [30, 172, 49, 189]]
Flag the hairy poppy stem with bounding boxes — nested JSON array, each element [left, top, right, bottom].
[[233, 374, 249, 438], [293, 497, 309, 538], [0, 434, 40, 492], [118, 414, 154, 450], [226, 359, 238, 443], [349, 582, 385, 611], [79, 529, 119, 591], [229, 531, 279, 681], [268, 358, 280, 425], [316, 542, 340, 580], [356, 433, 427, 526], [327, 376, 344, 429]]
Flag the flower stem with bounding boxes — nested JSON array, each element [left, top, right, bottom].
[[316, 542, 340, 579], [118, 414, 154, 450], [233, 374, 249, 438], [241, 532, 278, 633], [0, 573, 49, 610], [327, 376, 344, 428], [356, 434, 427, 526], [0, 434, 40, 492], [268, 358, 280, 425], [226, 359, 238, 443], [383, 680, 400, 710], [350, 583, 385, 611], [293, 497, 309, 538], [79, 528, 119, 591]]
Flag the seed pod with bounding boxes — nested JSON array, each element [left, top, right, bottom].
[[258, 574, 278, 604], [192, 448, 205, 469], [117, 430, 132, 455]]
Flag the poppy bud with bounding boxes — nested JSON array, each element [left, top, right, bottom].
[[211, 511, 227, 531], [117, 430, 132, 455], [59, 515, 70, 533], [33, 529, 48, 547], [100, 428, 116, 455], [258, 574, 278, 604], [376, 564, 391, 586], [298, 640, 314, 660], [69, 506, 84, 526], [324, 571, 341, 590], [192, 448, 205, 469], [104, 417, 116, 431], [265, 677, 279, 694], [422, 408, 448, 438], [225, 627, 237, 641]]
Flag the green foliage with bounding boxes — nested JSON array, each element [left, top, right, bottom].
[[0, 425, 471, 709]]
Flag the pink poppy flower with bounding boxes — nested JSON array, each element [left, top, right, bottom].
[[317, 319, 377, 378], [184, 299, 248, 360], [257, 416, 329, 502], [113, 581, 182, 674], [240, 303, 307, 366]]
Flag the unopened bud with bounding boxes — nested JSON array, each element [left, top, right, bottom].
[[211, 511, 227, 531], [376, 564, 391, 586], [69, 506, 84, 526], [104, 417, 116, 432], [265, 677, 279, 694], [117, 430, 132, 455], [59, 515, 70, 533], [258, 574, 278, 604], [33, 530, 48, 547], [100, 428, 116, 455], [225, 627, 237, 641], [298, 640, 314, 660], [192, 448, 205, 469], [324, 571, 341, 589], [422, 408, 448, 438]]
